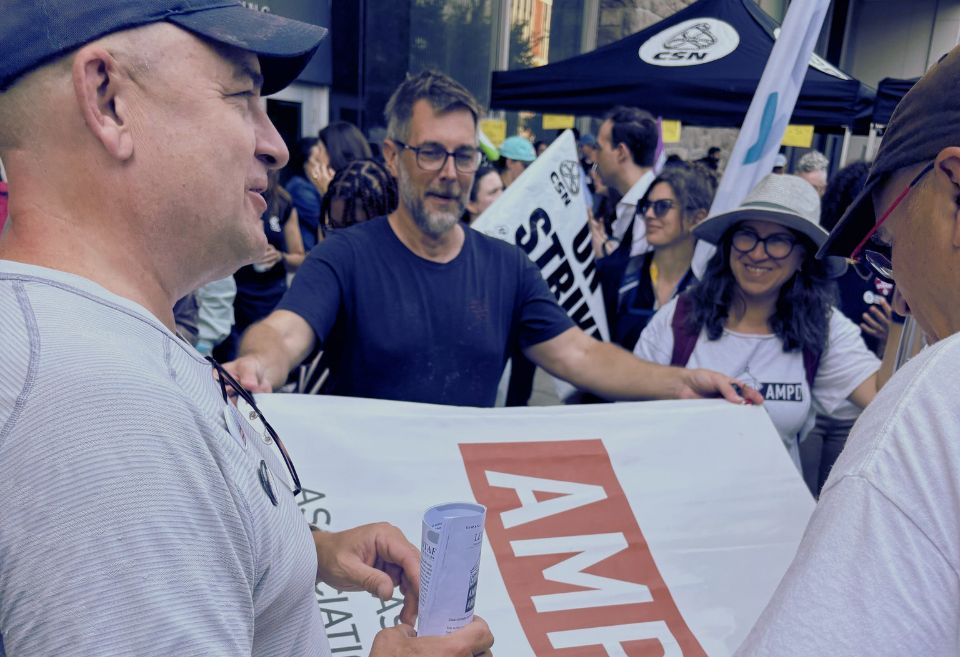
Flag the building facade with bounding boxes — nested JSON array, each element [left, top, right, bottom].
[[258, 0, 960, 170]]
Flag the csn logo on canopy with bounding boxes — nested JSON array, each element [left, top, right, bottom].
[[639, 18, 739, 67]]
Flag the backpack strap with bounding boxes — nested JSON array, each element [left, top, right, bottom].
[[669, 293, 699, 367], [802, 346, 821, 390]]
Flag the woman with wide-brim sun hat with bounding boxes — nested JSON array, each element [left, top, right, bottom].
[[634, 174, 881, 469]]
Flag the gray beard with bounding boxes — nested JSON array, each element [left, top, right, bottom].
[[398, 165, 464, 239]]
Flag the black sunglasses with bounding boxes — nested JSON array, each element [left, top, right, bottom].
[[207, 356, 302, 496], [638, 198, 676, 218]]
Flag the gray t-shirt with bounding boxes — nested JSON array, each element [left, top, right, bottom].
[[0, 261, 330, 656]]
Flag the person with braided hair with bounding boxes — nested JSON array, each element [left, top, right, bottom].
[[319, 158, 399, 236]]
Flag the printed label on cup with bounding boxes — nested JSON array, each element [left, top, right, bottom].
[[417, 502, 486, 636]]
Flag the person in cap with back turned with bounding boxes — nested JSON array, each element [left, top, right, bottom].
[[495, 135, 536, 188], [0, 2, 493, 656], [634, 174, 880, 469], [734, 45, 960, 657]]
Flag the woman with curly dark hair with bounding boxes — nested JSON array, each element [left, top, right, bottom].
[[635, 174, 880, 468]]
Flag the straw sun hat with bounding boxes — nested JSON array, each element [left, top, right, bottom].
[[693, 174, 848, 278]]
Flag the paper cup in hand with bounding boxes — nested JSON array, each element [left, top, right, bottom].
[[417, 502, 486, 636]]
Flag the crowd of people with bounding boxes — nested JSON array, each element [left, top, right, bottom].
[[2, 1, 960, 656], [194, 86, 894, 498]]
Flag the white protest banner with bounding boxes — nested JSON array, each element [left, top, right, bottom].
[[694, 0, 831, 276], [473, 130, 608, 343], [260, 394, 814, 657]]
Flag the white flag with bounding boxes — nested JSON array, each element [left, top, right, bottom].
[[694, 0, 831, 276]]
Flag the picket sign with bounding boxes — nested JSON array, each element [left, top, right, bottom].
[[473, 130, 607, 400]]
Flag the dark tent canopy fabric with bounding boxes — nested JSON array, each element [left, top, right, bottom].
[[872, 77, 919, 125], [490, 0, 874, 128]]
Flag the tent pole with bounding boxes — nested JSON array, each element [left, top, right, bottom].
[[489, 0, 512, 121], [580, 0, 598, 53], [865, 123, 880, 162], [495, 0, 511, 72], [838, 126, 852, 167]]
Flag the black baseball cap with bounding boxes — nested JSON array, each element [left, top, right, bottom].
[[818, 45, 960, 259], [0, 0, 327, 96]]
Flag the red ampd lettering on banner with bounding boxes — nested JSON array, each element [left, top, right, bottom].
[[460, 440, 706, 657]]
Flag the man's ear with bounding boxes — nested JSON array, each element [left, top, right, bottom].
[[72, 46, 134, 161], [382, 138, 400, 179], [935, 146, 960, 248], [614, 141, 629, 164]]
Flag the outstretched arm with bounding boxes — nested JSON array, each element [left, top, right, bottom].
[[526, 327, 762, 404], [224, 309, 316, 392]]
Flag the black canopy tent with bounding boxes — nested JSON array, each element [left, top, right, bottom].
[[860, 77, 918, 163], [872, 77, 919, 125], [490, 0, 874, 130]]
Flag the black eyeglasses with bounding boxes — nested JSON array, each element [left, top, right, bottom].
[[207, 356, 302, 496], [731, 228, 800, 260], [392, 139, 481, 173], [638, 199, 677, 218]]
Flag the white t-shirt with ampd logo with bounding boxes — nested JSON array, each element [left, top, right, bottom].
[[635, 297, 880, 468]]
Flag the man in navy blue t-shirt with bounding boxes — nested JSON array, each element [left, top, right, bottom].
[[226, 71, 759, 407]]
